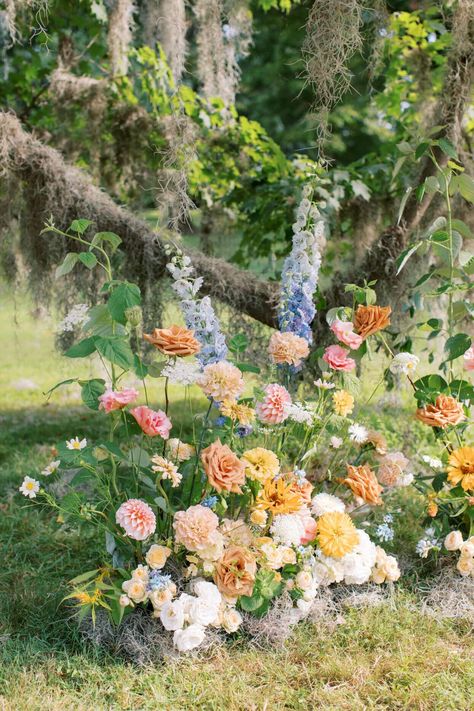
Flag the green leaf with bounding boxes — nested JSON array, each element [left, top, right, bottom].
[[229, 333, 249, 354], [451, 219, 472, 239], [453, 174, 474, 203], [65, 337, 97, 358], [424, 175, 439, 193], [55, 252, 79, 278], [90, 231, 122, 253], [78, 252, 98, 270], [444, 333, 471, 362], [69, 569, 99, 585], [414, 374, 447, 394], [83, 304, 126, 337], [129, 447, 151, 468], [107, 282, 141, 325], [70, 219, 93, 234], [415, 142, 430, 159], [147, 361, 166, 378], [239, 594, 265, 612], [95, 336, 134, 371], [396, 242, 422, 275], [133, 354, 148, 378], [437, 138, 457, 159], [234, 362, 260, 374], [80, 378, 106, 410], [397, 187, 412, 225]]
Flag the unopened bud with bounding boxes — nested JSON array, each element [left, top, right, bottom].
[[125, 305, 143, 328]]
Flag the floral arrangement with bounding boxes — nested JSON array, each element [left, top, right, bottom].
[[18, 200, 421, 655]]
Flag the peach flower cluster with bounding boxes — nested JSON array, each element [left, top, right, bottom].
[[415, 395, 465, 429], [198, 361, 244, 402], [144, 324, 200, 357], [256, 383, 291, 424], [173, 504, 220, 552], [99, 387, 139, 413], [214, 545, 257, 598], [201, 439, 246, 493], [131, 406, 172, 438], [116, 499, 156, 540], [342, 464, 383, 505], [354, 305, 391, 339], [268, 331, 310, 367]]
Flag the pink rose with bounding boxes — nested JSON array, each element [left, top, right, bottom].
[[99, 387, 139, 413], [130, 406, 172, 438], [323, 345, 356, 372], [463, 346, 474, 371], [300, 515, 317, 545], [330, 320, 363, 350]]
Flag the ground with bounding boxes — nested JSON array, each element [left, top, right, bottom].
[[0, 289, 473, 711]]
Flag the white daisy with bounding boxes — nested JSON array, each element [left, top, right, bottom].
[[41, 460, 61, 476], [19, 476, 40, 499], [348, 424, 369, 444], [66, 437, 87, 451]]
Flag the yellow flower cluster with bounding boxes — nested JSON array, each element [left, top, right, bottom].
[[242, 447, 279, 483], [220, 399, 255, 426], [332, 390, 354, 417]]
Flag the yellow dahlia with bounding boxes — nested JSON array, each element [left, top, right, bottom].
[[316, 511, 359, 559], [447, 446, 474, 492], [220, 399, 255, 426], [242, 447, 280, 484], [332, 390, 355, 417], [255, 476, 302, 515]]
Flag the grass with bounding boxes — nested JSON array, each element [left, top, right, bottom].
[[1, 290, 473, 710]]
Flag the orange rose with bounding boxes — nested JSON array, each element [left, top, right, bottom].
[[144, 325, 200, 357], [201, 439, 246, 494], [342, 464, 383, 505], [354, 305, 391, 339], [415, 395, 465, 429], [214, 545, 257, 597]]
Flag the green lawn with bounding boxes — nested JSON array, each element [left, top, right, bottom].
[[0, 290, 473, 710]]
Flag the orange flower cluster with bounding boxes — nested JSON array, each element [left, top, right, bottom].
[[415, 395, 465, 429], [342, 464, 383, 505], [144, 325, 200, 357]]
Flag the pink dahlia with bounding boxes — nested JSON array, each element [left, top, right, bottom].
[[256, 383, 291, 425], [130, 406, 172, 438], [323, 344, 356, 372], [116, 499, 156, 540], [99, 387, 139, 413], [330, 320, 363, 350], [173, 504, 220, 552]]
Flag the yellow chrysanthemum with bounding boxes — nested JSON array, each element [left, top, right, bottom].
[[447, 446, 474, 491], [255, 476, 302, 515], [220, 399, 255, 426], [242, 447, 280, 483], [332, 390, 354, 417], [316, 511, 359, 559]]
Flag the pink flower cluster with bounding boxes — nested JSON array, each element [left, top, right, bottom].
[[256, 383, 291, 424], [131, 406, 172, 438], [116, 499, 156, 540], [323, 344, 356, 372], [99, 387, 139, 413]]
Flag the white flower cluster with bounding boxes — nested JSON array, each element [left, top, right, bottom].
[[271, 514, 307, 546], [161, 359, 201, 386], [57, 303, 89, 333], [286, 402, 315, 426], [422, 454, 443, 470], [313, 530, 378, 586], [311, 493, 345, 517], [416, 531, 439, 559]]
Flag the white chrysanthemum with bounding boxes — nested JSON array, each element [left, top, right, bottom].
[[270, 514, 306, 546], [314, 378, 335, 390], [389, 352, 419, 375], [66, 437, 87, 450], [41, 460, 60, 476], [161, 360, 201, 386], [19, 476, 40, 499], [311, 493, 345, 517], [348, 423, 369, 444]]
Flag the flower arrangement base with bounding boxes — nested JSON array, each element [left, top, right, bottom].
[[419, 563, 474, 623]]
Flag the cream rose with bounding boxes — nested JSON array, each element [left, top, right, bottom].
[[444, 531, 463, 551], [146, 544, 172, 569]]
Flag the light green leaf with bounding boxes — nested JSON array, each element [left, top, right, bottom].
[[95, 336, 134, 370], [70, 219, 93, 234], [55, 252, 79, 278], [78, 252, 98, 269]]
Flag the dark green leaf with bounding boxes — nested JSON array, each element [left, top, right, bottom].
[[80, 378, 106, 410], [107, 282, 141, 325], [95, 336, 134, 370], [65, 337, 97, 359], [437, 138, 457, 159], [444, 333, 471, 362]]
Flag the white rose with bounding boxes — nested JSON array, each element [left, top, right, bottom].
[[119, 595, 131, 607], [160, 599, 185, 631], [456, 556, 474, 577], [132, 564, 149, 582], [459, 540, 474, 558], [444, 531, 463, 552], [187, 597, 220, 627], [149, 587, 173, 611], [173, 624, 206, 652], [193, 580, 222, 607], [221, 607, 243, 633], [122, 578, 148, 603], [295, 570, 313, 591]]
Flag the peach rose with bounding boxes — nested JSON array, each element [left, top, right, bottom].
[[322, 345, 356, 372], [415, 395, 465, 429], [214, 545, 257, 598], [354, 305, 391, 339], [173, 504, 219, 551], [144, 324, 200, 357], [201, 439, 246, 494], [330, 320, 363, 350], [377, 451, 409, 486], [268, 331, 310, 367], [342, 464, 383, 505]]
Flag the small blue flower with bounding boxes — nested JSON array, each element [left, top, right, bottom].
[[202, 495, 218, 509], [148, 571, 172, 591], [236, 425, 253, 438], [214, 416, 226, 427]]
